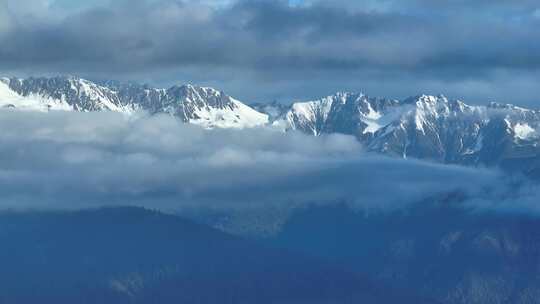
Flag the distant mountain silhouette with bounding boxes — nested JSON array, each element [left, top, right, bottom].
[[269, 203, 540, 304], [0, 207, 434, 304]]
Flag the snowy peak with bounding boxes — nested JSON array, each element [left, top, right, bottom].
[[367, 94, 540, 164], [252, 91, 540, 174], [283, 92, 399, 136], [1, 76, 129, 112], [0, 76, 268, 129], [286, 95, 337, 135], [162, 84, 268, 128]]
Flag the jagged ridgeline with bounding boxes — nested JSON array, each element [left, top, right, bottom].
[[262, 93, 540, 176], [1, 76, 539, 176], [0, 76, 268, 128]]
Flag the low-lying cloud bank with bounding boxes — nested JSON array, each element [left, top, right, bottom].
[[0, 109, 537, 215]]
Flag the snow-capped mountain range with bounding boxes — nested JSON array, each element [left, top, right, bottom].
[[1, 76, 539, 175], [0, 76, 268, 129], [276, 92, 540, 175]]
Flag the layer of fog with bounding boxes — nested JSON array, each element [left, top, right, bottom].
[[0, 109, 537, 217]]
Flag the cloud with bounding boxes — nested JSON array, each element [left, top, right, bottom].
[[0, 0, 539, 106], [308, 0, 540, 13], [464, 178, 540, 216], [0, 108, 529, 218], [0, 3, 10, 33]]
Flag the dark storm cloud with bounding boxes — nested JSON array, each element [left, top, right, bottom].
[[0, 0, 539, 106], [0, 1, 417, 70]]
